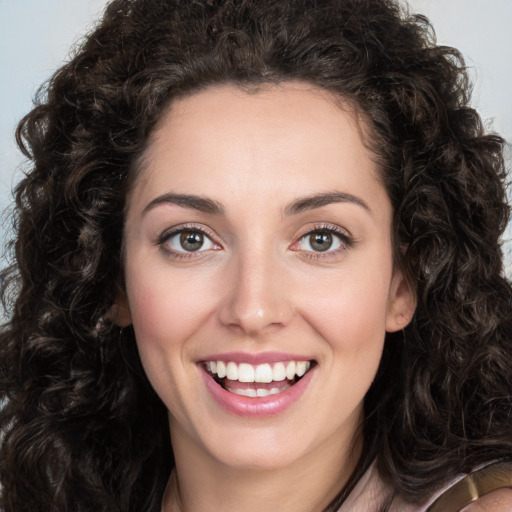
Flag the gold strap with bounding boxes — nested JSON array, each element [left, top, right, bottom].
[[427, 461, 512, 512]]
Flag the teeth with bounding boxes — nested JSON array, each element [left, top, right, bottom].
[[255, 363, 273, 383], [272, 362, 286, 381], [226, 362, 238, 380], [216, 361, 226, 378], [296, 361, 308, 377], [225, 386, 288, 398], [285, 361, 296, 380], [230, 388, 257, 398], [205, 360, 311, 383], [238, 363, 255, 383]]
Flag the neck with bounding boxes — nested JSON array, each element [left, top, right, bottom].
[[162, 422, 363, 512]]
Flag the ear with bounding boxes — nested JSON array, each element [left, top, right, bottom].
[[385, 268, 416, 333], [111, 289, 132, 327]]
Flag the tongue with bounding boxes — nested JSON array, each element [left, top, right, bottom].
[[222, 378, 293, 392]]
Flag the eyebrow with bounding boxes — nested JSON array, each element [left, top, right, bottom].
[[143, 193, 225, 215], [142, 190, 370, 217], [283, 191, 371, 216]]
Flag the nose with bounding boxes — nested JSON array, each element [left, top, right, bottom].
[[217, 251, 294, 335]]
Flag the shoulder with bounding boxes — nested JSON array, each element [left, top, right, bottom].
[[426, 461, 512, 512], [461, 488, 512, 512]]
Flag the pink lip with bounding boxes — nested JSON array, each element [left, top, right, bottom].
[[199, 351, 312, 364], [200, 363, 316, 418]]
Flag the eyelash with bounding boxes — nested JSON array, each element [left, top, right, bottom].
[[292, 224, 355, 260], [155, 223, 354, 260], [156, 224, 221, 260]]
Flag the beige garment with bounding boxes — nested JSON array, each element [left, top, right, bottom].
[[337, 462, 464, 512]]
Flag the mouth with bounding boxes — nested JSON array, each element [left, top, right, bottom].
[[203, 360, 315, 398]]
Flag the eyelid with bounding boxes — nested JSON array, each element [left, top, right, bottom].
[[295, 223, 352, 241], [156, 223, 222, 256], [291, 223, 355, 258]]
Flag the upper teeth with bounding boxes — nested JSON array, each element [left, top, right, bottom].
[[205, 360, 311, 383]]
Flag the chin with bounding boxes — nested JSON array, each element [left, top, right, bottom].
[[197, 423, 320, 473], [214, 447, 304, 472]]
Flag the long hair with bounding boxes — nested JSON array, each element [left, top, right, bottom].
[[1, 1, 511, 510]]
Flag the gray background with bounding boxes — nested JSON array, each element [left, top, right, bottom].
[[1, 0, 511, 271]]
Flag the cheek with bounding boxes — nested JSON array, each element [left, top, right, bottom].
[[299, 263, 392, 354], [302, 269, 391, 411], [123, 263, 220, 415], [124, 261, 216, 354]]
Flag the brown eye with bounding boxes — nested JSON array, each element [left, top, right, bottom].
[[292, 227, 350, 256], [308, 231, 333, 252], [162, 228, 218, 254], [180, 231, 204, 252]]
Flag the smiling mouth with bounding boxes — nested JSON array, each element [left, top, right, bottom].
[[203, 360, 314, 397]]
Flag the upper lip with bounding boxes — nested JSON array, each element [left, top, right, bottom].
[[198, 351, 314, 365]]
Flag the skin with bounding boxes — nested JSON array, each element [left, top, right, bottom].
[[118, 82, 415, 511], [462, 489, 512, 512], [346, 465, 512, 511]]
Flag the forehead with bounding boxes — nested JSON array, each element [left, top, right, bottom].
[[127, 82, 387, 217]]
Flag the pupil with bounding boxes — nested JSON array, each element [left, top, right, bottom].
[[310, 231, 332, 252], [180, 231, 203, 251]]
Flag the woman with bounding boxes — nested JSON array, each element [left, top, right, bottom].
[[0, 0, 511, 510]]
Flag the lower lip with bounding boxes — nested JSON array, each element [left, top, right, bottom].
[[200, 365, 315, 417]]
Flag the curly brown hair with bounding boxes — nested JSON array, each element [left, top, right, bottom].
[[1, 0, 511, 511]]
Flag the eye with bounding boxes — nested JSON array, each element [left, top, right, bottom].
[[302, 231, 339, 252], [291, 226, 353, 257], [161, 228, 219, 254]]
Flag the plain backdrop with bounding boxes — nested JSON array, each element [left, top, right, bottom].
[[1, 0, 511, 271]]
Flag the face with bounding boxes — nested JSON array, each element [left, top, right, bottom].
[[120, 83, 414, 472]]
